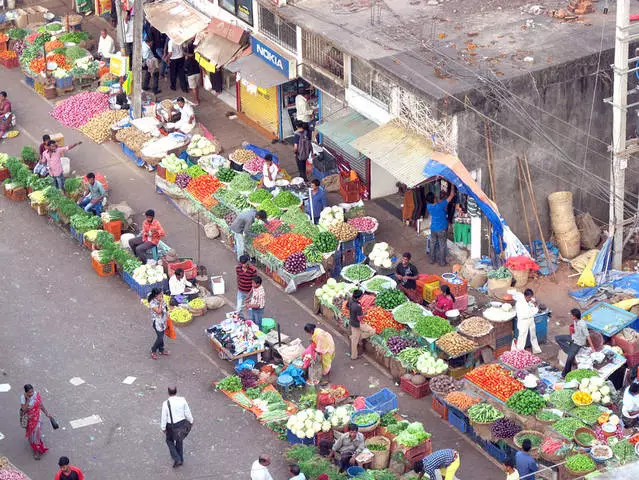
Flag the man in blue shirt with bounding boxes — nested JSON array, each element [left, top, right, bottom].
[[515, 439, 538, 480], [426, 185, 455, 266], [305, 179, 327, 224]]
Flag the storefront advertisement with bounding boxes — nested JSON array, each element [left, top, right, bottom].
[[219, 0, 253, 26], [251, 36, 290, 77]]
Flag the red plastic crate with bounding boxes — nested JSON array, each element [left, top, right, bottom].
[[165, 258, 197, 279], [0, 167, 9, 182], [612, 333, 639, 355], [156, 164, 166, 180], [103, 220, 122, 242], [431, 394, 448, 419], [0, 56, 18, 68], [400, 377, 431, 399], [339, 183, 360, 203], [315, 430, 334, 446], [438, 275, 468, 297]]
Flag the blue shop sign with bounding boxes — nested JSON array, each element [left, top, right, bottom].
[[251, 37, 289, 76]]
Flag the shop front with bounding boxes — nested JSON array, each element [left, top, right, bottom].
[[227, 35, 320, 141]]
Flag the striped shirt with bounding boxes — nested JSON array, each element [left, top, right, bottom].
[[249, 285, 265, 309], [422, 449, 457, 478], [236, 264, 257, 293]]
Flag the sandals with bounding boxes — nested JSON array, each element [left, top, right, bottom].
[[151, 353, 158, 360], [160, 351, 170, 356]]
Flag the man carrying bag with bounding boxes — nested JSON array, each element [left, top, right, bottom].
[[160, 386, 193, 468]]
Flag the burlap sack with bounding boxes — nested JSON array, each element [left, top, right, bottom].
[[576, 212, 601, 249], [108, 201, 134, 226], [204, 223, 220, 239], [322, 174, 340, 192], [205, 296, 225, 310]]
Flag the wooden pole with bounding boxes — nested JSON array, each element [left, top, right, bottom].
[[516, 157, 533, 251], [484, 120, 496, 201], [521, 155, 557, 282], [131, 0, 143, 119]]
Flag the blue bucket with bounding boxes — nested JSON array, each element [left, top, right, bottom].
[[347, 466, 365, 477]]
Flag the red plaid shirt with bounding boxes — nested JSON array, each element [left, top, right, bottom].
[[248, 285, 265, 309]]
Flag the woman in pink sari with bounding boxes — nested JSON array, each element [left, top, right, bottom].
[[431, 284, 455, 318], [20, 384, 51, 459]]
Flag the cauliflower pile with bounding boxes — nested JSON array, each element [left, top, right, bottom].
[[319, 206, 344, 229], [578, 376, 612, 404], [286, 409, 330, 439], [132, 264, 167, 286], [369, 242, 392, 269], [325, 405, 355, 428]]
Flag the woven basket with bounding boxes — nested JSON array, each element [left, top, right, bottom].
[[487, 276, 512, 295], [509, 268, 529, 287], [365, 435, 391, 470], [188, 306, 206, 317], [556, 229, 581, 259], [548, 191, 578, 234], [563, 464, 596, 477], [514, 431, 543, 459]]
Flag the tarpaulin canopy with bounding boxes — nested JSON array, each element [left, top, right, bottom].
[[226, 55, 288, 89], [144, 0, 209, 45], [194, 18, 249, 73]]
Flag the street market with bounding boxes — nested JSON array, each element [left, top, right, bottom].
[[5, 1, 639, 480]]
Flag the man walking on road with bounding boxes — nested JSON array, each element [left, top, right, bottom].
[[348, 290, 364, 360], [426, 185, 455, 266], [161, 386, 193, 468], [251, 454, 273, 480], [509, 288, 541, 354], [236, 254, 257, 314], [54, 456, 84, 480]]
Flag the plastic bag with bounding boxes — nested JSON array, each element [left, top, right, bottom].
[[165, 318, 176, 339]]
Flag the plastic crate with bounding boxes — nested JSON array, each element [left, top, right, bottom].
[[315, 430, 334, 446], [365, 388, 398, 415], [431, 393, 448, 419], [103, 220, 122, 242], [121, 142, 145, 167], [69, 226, 84, 244], [312, 166, 338, 180], [453, 294, 469, 312], [91, 257, 116, 277], [400, 377, 431, 399], [483, 440, 507, 463], [422, 281, 440, 303], [156, 164, 166, 180], [122, 271, 169, 299], [165, 258, 197, 280], [438, 275, 468, 297], [402, 438, 433, 463], [0, 56, 18, 68], [447, 406, 470, 433], [340, 174, 360, 192], [0, 167, 8, 182], [513, 311, 549, 346], [286, 429, 314, 445], [24, 75, 35, 88], [55, 76, 73, 89], [358, 232, 376, 244]]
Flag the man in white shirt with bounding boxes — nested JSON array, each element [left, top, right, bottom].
[[168, 268, 198, 305], [261, 154, 278, 190], [167, 97, 195, 134], [250, 455, 273, 480], [96, 29, 115, 60], [508, 288, 541, 354], [161, 386, 193, 468], [165, 37, 187, 92], [142, 37, 161, 95], [622, 383, 639, 427], [295, 92, 314, 126]]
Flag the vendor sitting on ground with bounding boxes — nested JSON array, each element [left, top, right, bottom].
[[96, 29, 116, 61], [168, 268, 198, 306], [622, 382, 639, 428], [129, 209, 166, 262], [261, 154, 279, 191], [77, 172, 106, 216], [0, 91, 14, 138], [328, 424, 365, 473], [431, 284, 455, 318], [395, 252, 420, 303], [556, 308, 596, 378], [167, 97, 195, 134]]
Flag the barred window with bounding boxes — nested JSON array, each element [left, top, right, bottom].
[[302, 30, 344, 80], [350, 57, 391, 108], [258, 5, 297, 52]]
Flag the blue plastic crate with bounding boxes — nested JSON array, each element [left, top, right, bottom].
[[483, 441, 507, 463], [69, 225, 84, 244], [514, 311, 550, 346], [244, 144, 279, 164], [447, 406, 470, 434], [122, 271, 168, 299], [286, 429, 314, 445], [234, 354, 259, 368], [55, 76, 73, 89], [312, 166, 338, 180], [583, 303, 638, 336], [364, 388, 398, 415], [358, 232, 376, 244], [121, 142, 145, 167], [496, 334, 514, 349], [339, 240, 357, 252]]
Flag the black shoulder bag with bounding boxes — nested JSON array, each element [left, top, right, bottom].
[[166, 399, 192, 441]]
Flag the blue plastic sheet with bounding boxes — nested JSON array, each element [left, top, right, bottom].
[[244, 144, 279, 164]]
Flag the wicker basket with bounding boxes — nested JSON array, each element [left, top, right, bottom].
[[573, 427, 596, 448], [365, 435, 391, 470], [188, 306, 206, 317], [509, 268, 529, 288], [514, 430, 543, 459]]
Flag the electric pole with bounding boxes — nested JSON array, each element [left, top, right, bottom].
[[610, 0, 630, 269], [131, 0, 143, 118]]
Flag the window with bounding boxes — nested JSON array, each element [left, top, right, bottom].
[[350, 57, 391, 108], [302, 30, 343, 80], [219, 0, 253, 26], [258, 5, 297, 52]]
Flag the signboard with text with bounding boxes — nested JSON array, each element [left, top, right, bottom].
[[251, 36, 290, 78]]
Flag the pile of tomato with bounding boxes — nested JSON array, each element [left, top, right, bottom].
[[0, 50, 17, 60], [253, 233, 275, 253], [362, 306, 404, 334], [267, 233, 312, 260], [465, 364, 524, 402], [186, 174, 223, 202], [46, 53, 70, 70], [45, 40, 64, 52]]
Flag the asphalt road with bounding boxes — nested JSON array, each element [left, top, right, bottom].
[[0, 64, 503, 480]]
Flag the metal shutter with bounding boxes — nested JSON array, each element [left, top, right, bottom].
[[239, 84, 279, 137]]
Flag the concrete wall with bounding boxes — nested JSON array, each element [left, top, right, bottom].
[[455, 48, 636, 241]]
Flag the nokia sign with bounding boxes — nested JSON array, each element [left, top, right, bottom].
[[251, 37, 290, 76]]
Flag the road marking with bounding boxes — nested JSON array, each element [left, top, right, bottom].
[[70, 415, 103, 429], [122, 376, 136, 385], [69, 377, 85, 386]]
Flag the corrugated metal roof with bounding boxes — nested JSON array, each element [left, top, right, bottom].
[[350, 120, 435, 188], [316, 111, 377, 159]]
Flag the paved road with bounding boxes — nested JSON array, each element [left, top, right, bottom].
[[0, 64, 503, 480]]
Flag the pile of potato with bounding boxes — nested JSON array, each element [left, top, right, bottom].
[[78, 110, 128, 144], [328, 222, 358, 242], [231, 148, 257, 164], [436, 332, 478, 357], [458, 317, 493, 337], [115, 127, 153, 153]]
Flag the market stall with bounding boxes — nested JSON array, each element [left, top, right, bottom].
[[207, 312, 266, 364]]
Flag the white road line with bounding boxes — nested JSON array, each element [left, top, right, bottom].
[[69, 415, 103, 429]]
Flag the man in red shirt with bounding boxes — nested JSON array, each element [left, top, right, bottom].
[[55, 456, 84, 480], [129, 209, 166, 261], [235, 254, 256, 314], [42, 139, 83, 191]]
